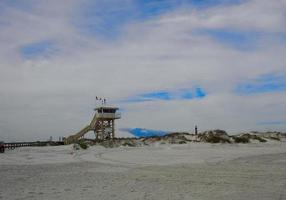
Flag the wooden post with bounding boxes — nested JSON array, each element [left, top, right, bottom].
[[112, 120, 115, 139], [101, 120, 104, 140]]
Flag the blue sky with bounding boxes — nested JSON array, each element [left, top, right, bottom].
[[125, 87, 207, 103], [236, 74, 286, 95], [0, 0, 286, 141], [196, 29, 260, 50], [73, 0, 244, 39], [20, 40, 58, 59]]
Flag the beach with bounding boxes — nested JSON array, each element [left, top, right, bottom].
[[1, 142, 286, 200]]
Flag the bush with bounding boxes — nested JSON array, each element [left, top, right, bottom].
[[253, 135, 267, 142], [205, 135, 221, 143], [73, 143, 80, 150], [78, 140, 88, 149], [233, 136, 249, 143], [204, 135, 231, 143], [269, 136, 280, 141], [213, 129, 228, 135], [122, 141, 136, 147]]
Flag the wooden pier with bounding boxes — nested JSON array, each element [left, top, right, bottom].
[[3, 141, 64, 150]]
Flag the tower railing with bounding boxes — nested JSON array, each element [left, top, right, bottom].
[[95, 113, 121, 119]]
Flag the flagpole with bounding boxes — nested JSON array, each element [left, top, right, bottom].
[[94, 95, 96, 108]]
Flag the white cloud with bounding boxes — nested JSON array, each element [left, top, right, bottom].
[[158, 0, 286, 33], [0, 0, 286, 141]]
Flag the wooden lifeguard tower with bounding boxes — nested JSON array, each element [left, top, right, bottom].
[[64, 106, 121, 144]]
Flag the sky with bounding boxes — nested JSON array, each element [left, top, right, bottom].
[[0, 0, 286, 141]]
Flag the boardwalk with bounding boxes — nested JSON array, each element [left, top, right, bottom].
[[3, 141, 64, 150]]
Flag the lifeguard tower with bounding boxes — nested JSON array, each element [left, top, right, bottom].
[[64, 106, 121, 144]]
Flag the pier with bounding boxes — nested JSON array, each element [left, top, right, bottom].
[[3, 141, 64, 151]]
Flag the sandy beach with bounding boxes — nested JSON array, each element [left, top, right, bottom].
[[1, 142, 286, 200]]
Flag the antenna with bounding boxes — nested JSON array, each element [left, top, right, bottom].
[[94, 95, 97, 108]]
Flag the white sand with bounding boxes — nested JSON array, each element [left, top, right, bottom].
[[1, 142, 286, 200]]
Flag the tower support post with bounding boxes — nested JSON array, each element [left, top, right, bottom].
[[112, 120, 115, 139]]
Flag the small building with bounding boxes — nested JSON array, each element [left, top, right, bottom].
[[94, 107, 121, 119]]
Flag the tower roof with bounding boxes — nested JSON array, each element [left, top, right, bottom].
[[94, 106, 119, 111]]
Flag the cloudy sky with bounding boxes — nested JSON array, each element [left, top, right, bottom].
[[0, 0, 286, 141]]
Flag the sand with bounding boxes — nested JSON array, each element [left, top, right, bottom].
[[1, 142, 286, 200]]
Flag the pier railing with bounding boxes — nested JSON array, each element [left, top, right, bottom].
[[3, 141, 64, 150]]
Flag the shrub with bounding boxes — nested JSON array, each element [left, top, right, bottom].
[[253, 135, 267, 142], [122, 141, 136, 147], [73, 143, 80, 150], [78, 140, 88, 149], [205, 135, 221, 143], [213, 129, 228, 135], [233, 136, 249, 143], [204, 135, 231, 143], [269, 136, 280, 141]]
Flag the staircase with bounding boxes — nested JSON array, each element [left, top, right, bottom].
[[64, 119, 98, 145]]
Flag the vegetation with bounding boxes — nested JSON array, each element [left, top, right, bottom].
[[253, 135, 267, 142], [78, 140, 88, 149], [70, 130, 285, 148], [269, 136, 280, 141], [233, 136, 250, 143], [199, 130, 231, 143]]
